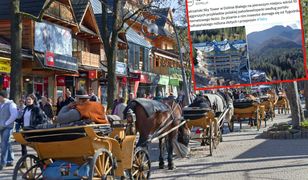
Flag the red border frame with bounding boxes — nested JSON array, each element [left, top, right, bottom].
[[185, 0, 308, 91]]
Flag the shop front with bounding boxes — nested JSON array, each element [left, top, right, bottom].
[[116, 61, 128, 98], [137, 73, 152, 97], [157, 75, 169, 97], [0, 57, 11, 91]]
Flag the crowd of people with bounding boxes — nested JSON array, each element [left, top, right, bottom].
[[0, 88, 103, 171]]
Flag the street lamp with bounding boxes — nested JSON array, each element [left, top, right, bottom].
[[145, 12, 191, 105]]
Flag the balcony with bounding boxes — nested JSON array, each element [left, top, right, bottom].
[[45, 1, 74, 23], [153, 66, 169, 75], [73, 51, 100, 68]]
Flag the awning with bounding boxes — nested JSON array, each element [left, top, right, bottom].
[[125, 24, 151, 48], [158, 75, 169, 85], [169, 78, 179, 86]]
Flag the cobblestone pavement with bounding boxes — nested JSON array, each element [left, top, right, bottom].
[[1, 112, 308, 180]]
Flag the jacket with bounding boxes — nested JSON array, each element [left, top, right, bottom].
[[75, 101, 108, 124], [20, 105, 47, 128]]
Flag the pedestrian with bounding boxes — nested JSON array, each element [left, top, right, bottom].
[[0, 90, 18, 170], [56, 96, 65, 115], [89, 88, 98, 102], [154, 91, 163, 101], [40, 96, 54, 121], [63, 90, 75, 106], [127, 93, 134, 104], [15, 98, 26, 133], [56, 90, 108, 125], [20, 94, 48, 156], [113, 97, 127, 120], [168, 92, 176, 100]]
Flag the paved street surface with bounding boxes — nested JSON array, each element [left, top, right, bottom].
[[150, 113, 308, 180], [1, 112, 308, 180]]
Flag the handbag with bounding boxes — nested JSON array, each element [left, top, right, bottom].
[[42, 160, 90, 180]]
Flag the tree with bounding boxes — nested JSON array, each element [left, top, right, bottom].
[[99, 0, 158, 110], [284, 81, 304, 129], [10, 0, 53, 103], [304, 80, 308, 110]]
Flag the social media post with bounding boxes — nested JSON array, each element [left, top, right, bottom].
[[186, 0, 307, 90]]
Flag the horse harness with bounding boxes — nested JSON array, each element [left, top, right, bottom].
[[149, 101, 179, 142]]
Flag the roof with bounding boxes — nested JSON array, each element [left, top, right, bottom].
[[151, 8, 169, 27], [194, 40, 247, 53], [71, 0, 89, 23], [0, 0, 47, 20], [125, 24, 151, 48]]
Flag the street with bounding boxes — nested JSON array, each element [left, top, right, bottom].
[[1, 112, 308, 180]]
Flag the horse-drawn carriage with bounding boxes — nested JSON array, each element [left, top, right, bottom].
[[259, 95, 275, 122], [13, 124, 150, 180], [276, 96, 290, 114], [182, 93, 233, 155], [232, 99, 265, 131]]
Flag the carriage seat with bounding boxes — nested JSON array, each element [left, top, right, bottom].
[[182, 107, 212, 120], [20, 125, 112, 143], [233, 100, 255, 109]]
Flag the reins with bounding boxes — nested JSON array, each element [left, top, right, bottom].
[[147, 101, 181, 143]]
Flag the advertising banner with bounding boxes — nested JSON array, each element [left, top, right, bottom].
[[44, 52, 78, 71], [35, 22, 72, 57], [187, 0, 307, 90]]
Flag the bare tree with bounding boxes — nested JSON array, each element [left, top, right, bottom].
[[99, 0, 159, 110], [10, 0, 54, 102], [285, 81, 304, 129]]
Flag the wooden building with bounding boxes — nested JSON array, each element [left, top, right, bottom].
[[0, 0, 104, 103]]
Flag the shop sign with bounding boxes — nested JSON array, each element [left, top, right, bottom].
[[88, 70, 97, 79], [3, 75, 10, 88], [116, 61, 127, 75], [45, 51, 78, 71], [169, 78, 180, 86], [56, 76, 65, 86], [129, 72, 141, 81], [158, 75, 169, 86], [0, 58, 11, 73], [140, 74, 151, 83]]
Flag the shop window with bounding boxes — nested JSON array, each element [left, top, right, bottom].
[[139, 47, 144, 70]]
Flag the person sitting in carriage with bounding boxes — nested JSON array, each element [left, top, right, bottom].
[[56, 90, 108, 125]]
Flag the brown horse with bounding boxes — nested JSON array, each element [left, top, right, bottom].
[[124, 98, 190, 170]]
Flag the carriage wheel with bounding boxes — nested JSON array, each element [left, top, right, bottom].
[[228, 118, 234, 132], [89, 148, 115, 180], [131, 148, 151, 180], [13, 154, 43, 180]]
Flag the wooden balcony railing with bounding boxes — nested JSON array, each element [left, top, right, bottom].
[[153, 66, 169, 75], [73, 51, 100, 68]]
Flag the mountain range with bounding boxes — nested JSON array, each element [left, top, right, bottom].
[[247, 25, 303, 55]]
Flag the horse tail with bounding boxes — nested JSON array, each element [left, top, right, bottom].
[[123, 101, 137, 119]]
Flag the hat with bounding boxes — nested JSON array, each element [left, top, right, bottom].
[[75, 90, 90, 99]]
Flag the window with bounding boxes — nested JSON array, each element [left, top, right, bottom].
[[72, 38, 88, 52], [139, 47, 144, 70]]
